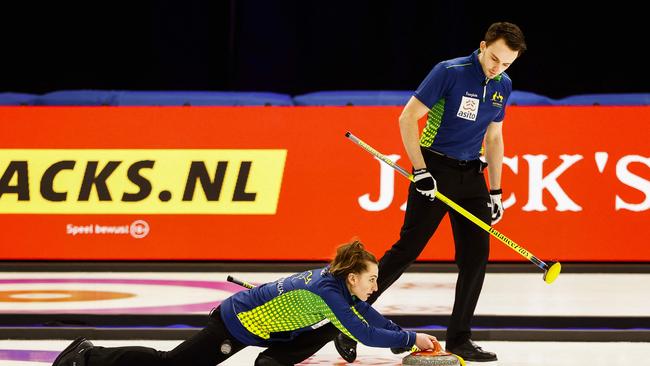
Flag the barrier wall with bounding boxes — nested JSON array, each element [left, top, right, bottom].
[[1, 106, 649, 261]]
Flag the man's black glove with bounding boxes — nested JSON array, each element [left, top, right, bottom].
[[490, 188, 504, 225], [413, 168, 437, 201]]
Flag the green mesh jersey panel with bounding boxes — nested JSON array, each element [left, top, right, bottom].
[[236, 289, 367, 342], [419, 99, 445, 147]]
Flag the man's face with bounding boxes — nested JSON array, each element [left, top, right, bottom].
[[479, 38, 519, 79], [347, 261, 378, 301]]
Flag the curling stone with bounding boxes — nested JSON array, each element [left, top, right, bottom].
[[402, 341, 465, 366]]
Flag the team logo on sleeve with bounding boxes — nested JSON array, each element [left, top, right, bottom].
[[456, 96, 479, 121], [491, 91, 504, 108]]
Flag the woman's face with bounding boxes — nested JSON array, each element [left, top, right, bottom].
[[346, 261, 379, 301]]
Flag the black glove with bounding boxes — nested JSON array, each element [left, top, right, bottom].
[[413, 168, 437, 201], [490, 188, 504, 225]]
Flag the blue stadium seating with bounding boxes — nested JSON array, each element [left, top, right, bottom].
[[6, 90, 649, 107], [294, 91, 650, 107], [293, 91, 412, 106], [293, 90, 559, 107], [35, 90, 119, 106], [0, 93, 39, 106], [557, 93, 650, 106], [507, 91, 557, 106], [32, 90, 294, 106], [115, 91, 294, 106]]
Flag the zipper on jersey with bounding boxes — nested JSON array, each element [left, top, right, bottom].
[[482, 77, 489, 102]]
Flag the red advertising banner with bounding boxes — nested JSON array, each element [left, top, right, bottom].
[[0, 106, 648, 261]]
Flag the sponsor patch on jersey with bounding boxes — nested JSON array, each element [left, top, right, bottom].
[[456, 96, 479, 121]]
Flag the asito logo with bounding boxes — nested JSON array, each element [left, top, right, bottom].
[[0, 149, 287, 214], [456, 96, 479, 121]]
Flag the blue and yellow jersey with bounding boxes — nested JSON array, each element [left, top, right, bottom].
[[220, 267, 416, 348], [414, 49, 512, 161]]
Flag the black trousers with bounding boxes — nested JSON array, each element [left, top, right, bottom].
[[260, 148, 492, 364], [85, 308, 247, 366]]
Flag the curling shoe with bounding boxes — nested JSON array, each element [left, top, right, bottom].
[[52, 337, 94, 366], [334, 332, 357, 363], [446, 339, 497, 362]]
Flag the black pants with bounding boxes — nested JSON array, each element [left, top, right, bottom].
[[260, 148, 492, 363], [85, 308, 247, 366]]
